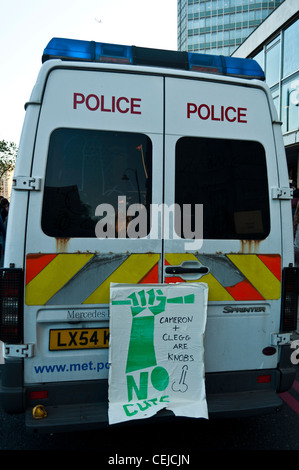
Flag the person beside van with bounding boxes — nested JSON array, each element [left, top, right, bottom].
[[0, 198, 9, 226]]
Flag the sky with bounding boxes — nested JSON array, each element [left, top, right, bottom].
[[0, 0, 177, 144]]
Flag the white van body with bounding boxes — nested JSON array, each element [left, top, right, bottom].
[[0, 38, 297, 433]]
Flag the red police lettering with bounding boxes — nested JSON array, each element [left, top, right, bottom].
[[198, 104, 210, 120], [187, 103, 197, 118], [238, 107, 247, 123], [225, 106, 236, 122], [116, 97, 129, 113], [211, 105, 220, 121], [86, 94, 100, 111], [187, 102, 247, 123], [73, 93, 142, 115], [131, 98, 141, 114], [73, 93, 85, 109], [101, 95, 111, 112]]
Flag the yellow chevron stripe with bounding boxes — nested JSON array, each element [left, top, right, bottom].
[[25, 252, 281, 306], [227, 254, 281, 300], [199, 272, 234, 301], [165, 253, 234, 301], [83, 253, 161, 304], [165, 253, 198, 265], [25, 253, 94, 305]]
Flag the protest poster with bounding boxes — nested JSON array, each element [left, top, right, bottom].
[[108, 282, 209, 425]]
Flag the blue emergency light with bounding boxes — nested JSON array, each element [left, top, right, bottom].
[[42, 37, 265, 80]]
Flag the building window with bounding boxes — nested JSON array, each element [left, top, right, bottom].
[[283, 19, 299, 78], [265, 37, 280, 87], [271, 85, 280, 118], [281, 75, 299, 133], [253, 49, 264, 71]]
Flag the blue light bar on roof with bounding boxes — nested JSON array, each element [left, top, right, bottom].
[[188, 53, 223, 74], [42, 37, 133, 64], [42, 37, 265, 80], [225, 55, 264, 79], [188, 52, 264, 79]]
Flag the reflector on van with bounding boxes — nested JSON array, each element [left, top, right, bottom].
[[42, 37, 265, 80]]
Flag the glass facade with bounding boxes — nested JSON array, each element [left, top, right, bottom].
[[178, 0, 283, 56], [252, 18, 299, 134]]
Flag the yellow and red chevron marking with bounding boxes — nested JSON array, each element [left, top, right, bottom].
[[25, 253, 160, 306], [164, 253, 281, 301], [25, 252, 281, 305]]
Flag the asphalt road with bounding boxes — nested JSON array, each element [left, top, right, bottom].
[[0, 369, 299, 454]]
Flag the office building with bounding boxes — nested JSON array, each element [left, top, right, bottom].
[[232, 0, 299, 185], [178, 0, 283, 55]]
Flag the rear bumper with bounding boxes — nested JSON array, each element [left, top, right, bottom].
[[204, 343, 296, 418], [208, 390, 282, 418], [23, 389, 284, 434], [204, 367, 292, 419], [0, 352, 296, 433], [23, 388, 285, 434]]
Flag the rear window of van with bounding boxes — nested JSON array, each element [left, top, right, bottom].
[[42, 128, 152, 238], [175, 137, 270, 240]]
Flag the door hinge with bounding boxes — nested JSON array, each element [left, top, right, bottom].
[[4, 343, 34, 358], [272, 187, 293, 200], [13, 176, 41, 191], [271, 333, 291, 346]]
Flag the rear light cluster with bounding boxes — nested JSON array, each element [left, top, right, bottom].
[[281, 267, 299, 332], [257, 374, 271, 384], [0, 268, 24, 343], [30, 391, 48, 400]]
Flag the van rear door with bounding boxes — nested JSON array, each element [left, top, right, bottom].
[[24, 66, 164, 384], [163, 76, 282, 373], [24, 65, 282, 384]]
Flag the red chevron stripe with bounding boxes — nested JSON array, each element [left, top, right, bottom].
[[258, 254, 281, 281], [140, 262, 159, 283], [26, 254, 57, 285], [225, 279, 264, 300]]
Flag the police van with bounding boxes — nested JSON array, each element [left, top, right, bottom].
[[0, 37, 297, 433]]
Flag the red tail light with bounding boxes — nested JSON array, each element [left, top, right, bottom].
[[0, 268, 24, 343], [281, 267, 299, 332], [257, 374, 271, 384], [30, 391, 48, 400]]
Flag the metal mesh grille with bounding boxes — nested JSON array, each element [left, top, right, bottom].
[[0, 268, 23, 343], [281, 267, 299, 332]]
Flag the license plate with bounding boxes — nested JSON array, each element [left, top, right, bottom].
[[49, 328, 109, 351]]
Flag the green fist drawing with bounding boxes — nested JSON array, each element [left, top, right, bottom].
[[126, 289, 166, 373], [111, 287, 195, 376]]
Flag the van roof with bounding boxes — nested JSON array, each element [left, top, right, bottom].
[[42, 37, 265, 81]]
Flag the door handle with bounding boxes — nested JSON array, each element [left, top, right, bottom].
[[165, 266, 209, 275]]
